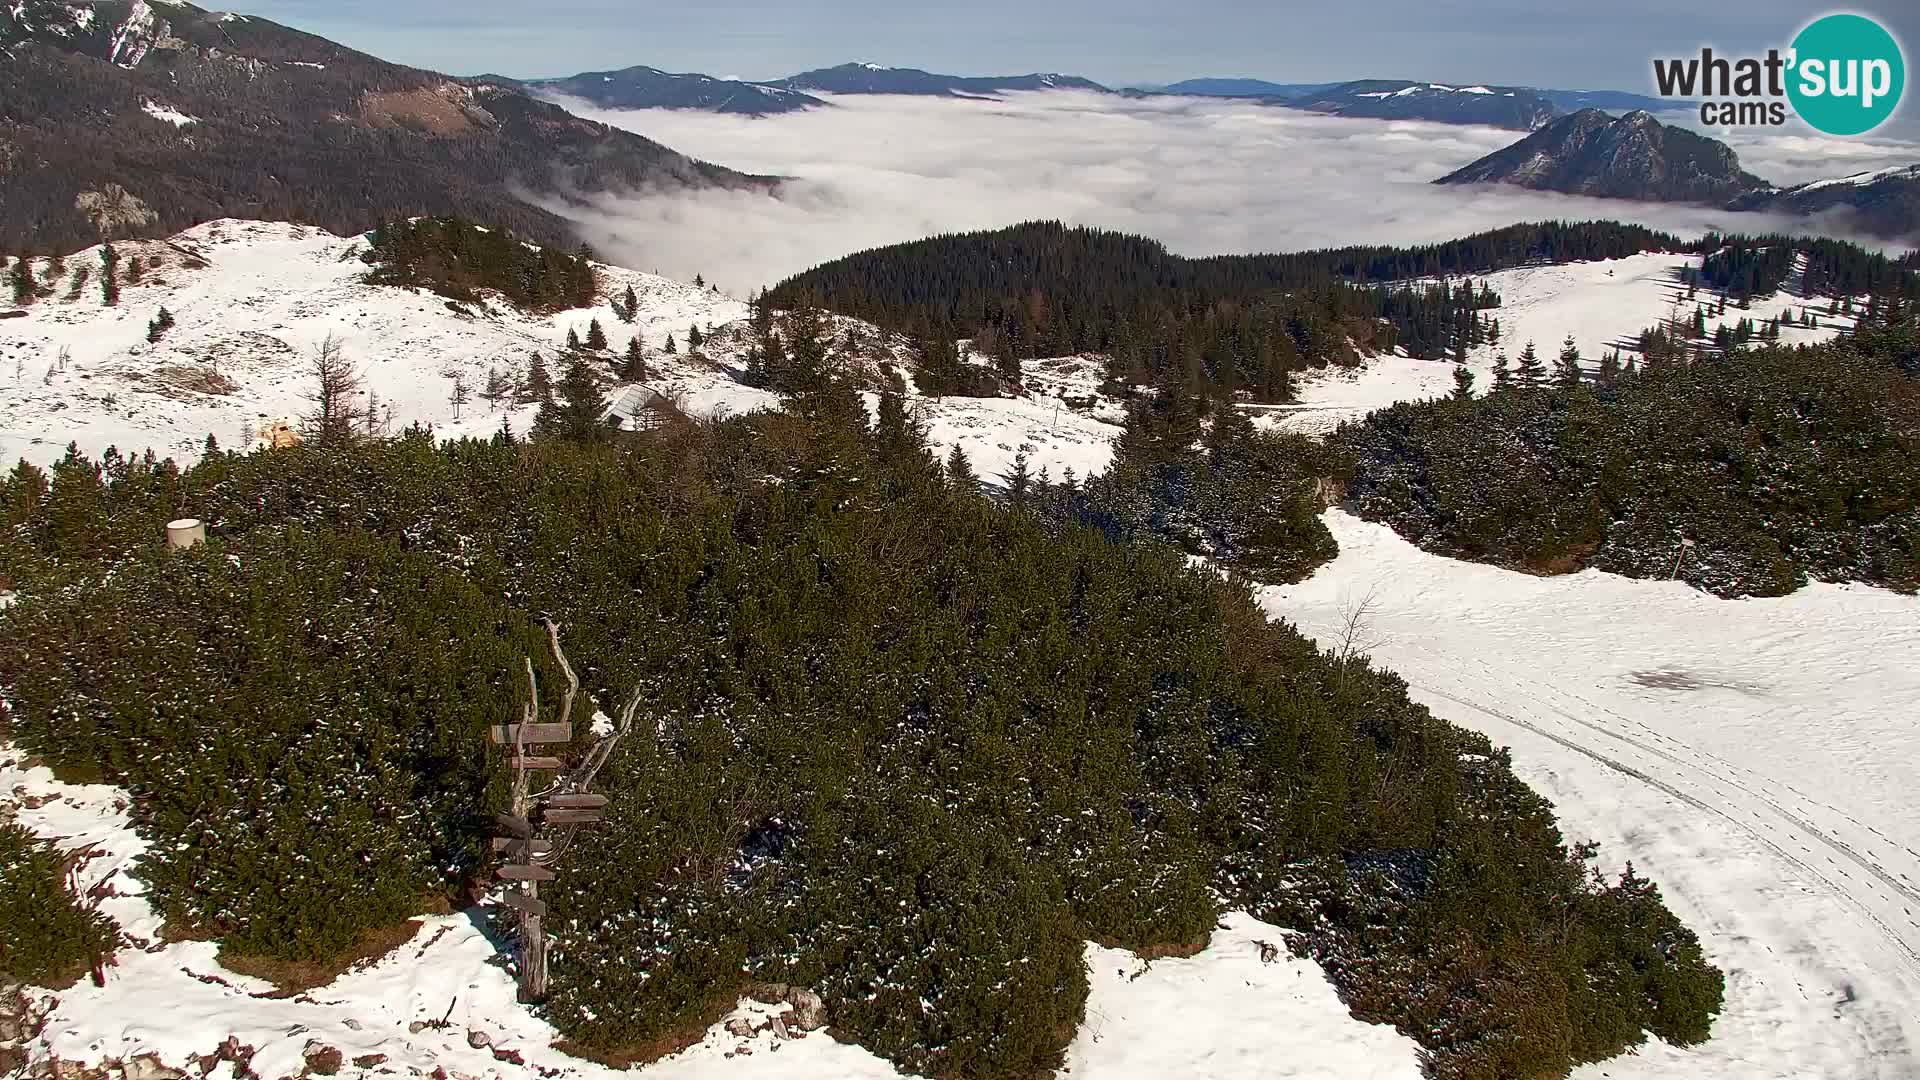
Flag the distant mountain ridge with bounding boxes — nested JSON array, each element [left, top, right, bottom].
[[528, 66, 826, 114], [1292, 80, 1557, 130], [1434, 108, 1920, 237], [532, 60, 1112, 112], [1729, 165, 1920, 239], [527, 58, 1684, 128], [0, 0, 773, 252], [1158, 76, 1689, 130], [775, 62, 1110, 97], [1159, 78, 1340, 99], [1435, 109, 1768, 202]]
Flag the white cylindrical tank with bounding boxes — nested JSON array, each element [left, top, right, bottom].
[[166, 518, 206, 550]]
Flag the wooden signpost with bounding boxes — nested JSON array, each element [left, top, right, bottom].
[[489, 619, 615, 1003]]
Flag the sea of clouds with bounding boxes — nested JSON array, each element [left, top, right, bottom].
[[537, 90, 1920, 292]]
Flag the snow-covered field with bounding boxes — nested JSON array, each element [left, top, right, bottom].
[[1265, 513, 1920, 1079], [1262, 251, 1858, 435], [4, 226, 1914, 1078], [0, 220, 760, 466], [0, 220, 1121, 488]]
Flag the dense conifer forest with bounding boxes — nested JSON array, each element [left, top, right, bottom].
[[0, 344, 1721, 1077], [1339, 324, 1920, 597], [763, 221, 1683, 380], [1694, 234, 1920, 304], [768, 221, 1917, 413]]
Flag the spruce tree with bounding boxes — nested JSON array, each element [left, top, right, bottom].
[[664, 333, 677, 355], [1556, 336, 1583, 390], [1491, 350, 1511, 392], [586, 319, 608, 352], [622, 336, 648, 382], [620, 285, 639, 323], [995, 337, 1021, 384], [100, 246, 120, 307], [945, 444, 978, 494], [8, 256, 33, 307], [912, 333, 964, 398], [567, 327, 582, 352], [1006, 447, 1033, 507], [146, 307, 174, 343], [687, 324, 704, 351], [1452, 364, 1475, 401], [481, 366, 513, 411], [536, 355, 609, 440], [1514, 341, 1546, 390], [521, 351, 554, 407]]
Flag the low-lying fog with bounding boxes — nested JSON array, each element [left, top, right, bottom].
[[539, 89, 1920, 291]]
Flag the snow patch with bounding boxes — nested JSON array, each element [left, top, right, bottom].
[[1068, 913, 1423, 1077], [140, 100, 198, 126], [1789, 163, 1920, 193]]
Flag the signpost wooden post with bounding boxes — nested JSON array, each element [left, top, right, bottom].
[[488, 619, 638, 1004]]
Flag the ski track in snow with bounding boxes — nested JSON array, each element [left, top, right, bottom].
[[2, 223, 1909, 1077], [1264, 513, 1920, 1079]]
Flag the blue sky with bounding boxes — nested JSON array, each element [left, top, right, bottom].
[[229, 1, 1920, 95]]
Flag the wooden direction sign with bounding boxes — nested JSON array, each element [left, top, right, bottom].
[[490, 723, 574, 746], [491, 836, 553, 855], [500, 891, 546, 917], [544, 809, 605, 825], [495, 813, 533, 838], [507, 756, 565, 771], [547, 793, 609, 810], [498, 864, 557, 882]]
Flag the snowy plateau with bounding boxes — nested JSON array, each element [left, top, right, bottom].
[[2, 221, 1916, 1079]]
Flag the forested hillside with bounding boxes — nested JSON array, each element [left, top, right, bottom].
[[0, 0, 773, 252], [765, 221, 1694, 401], [0, 355, 1721, 1078], [1694, 234, 1920, 304], [1340, 324, 1920, 597]]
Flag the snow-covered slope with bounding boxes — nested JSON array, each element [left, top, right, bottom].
[[1265, 512, 1920, 1079], [0, 220, 1122, 484], [0, 744, 1427, 1079], [1260, 251, 1858, 435], [5, 225, 1911, 1078], [0, 220, 760, 465]]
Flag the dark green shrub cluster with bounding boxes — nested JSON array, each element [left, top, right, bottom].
[[1051, 387, 1348, 582], [0, 376, 1721, 1077], [1270, 753, 1722, 1076], [1339, 328, 1920, 597], [0, 525, 524, 959], [363, 217, 597, 312], [0, 822, 119, 987]]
